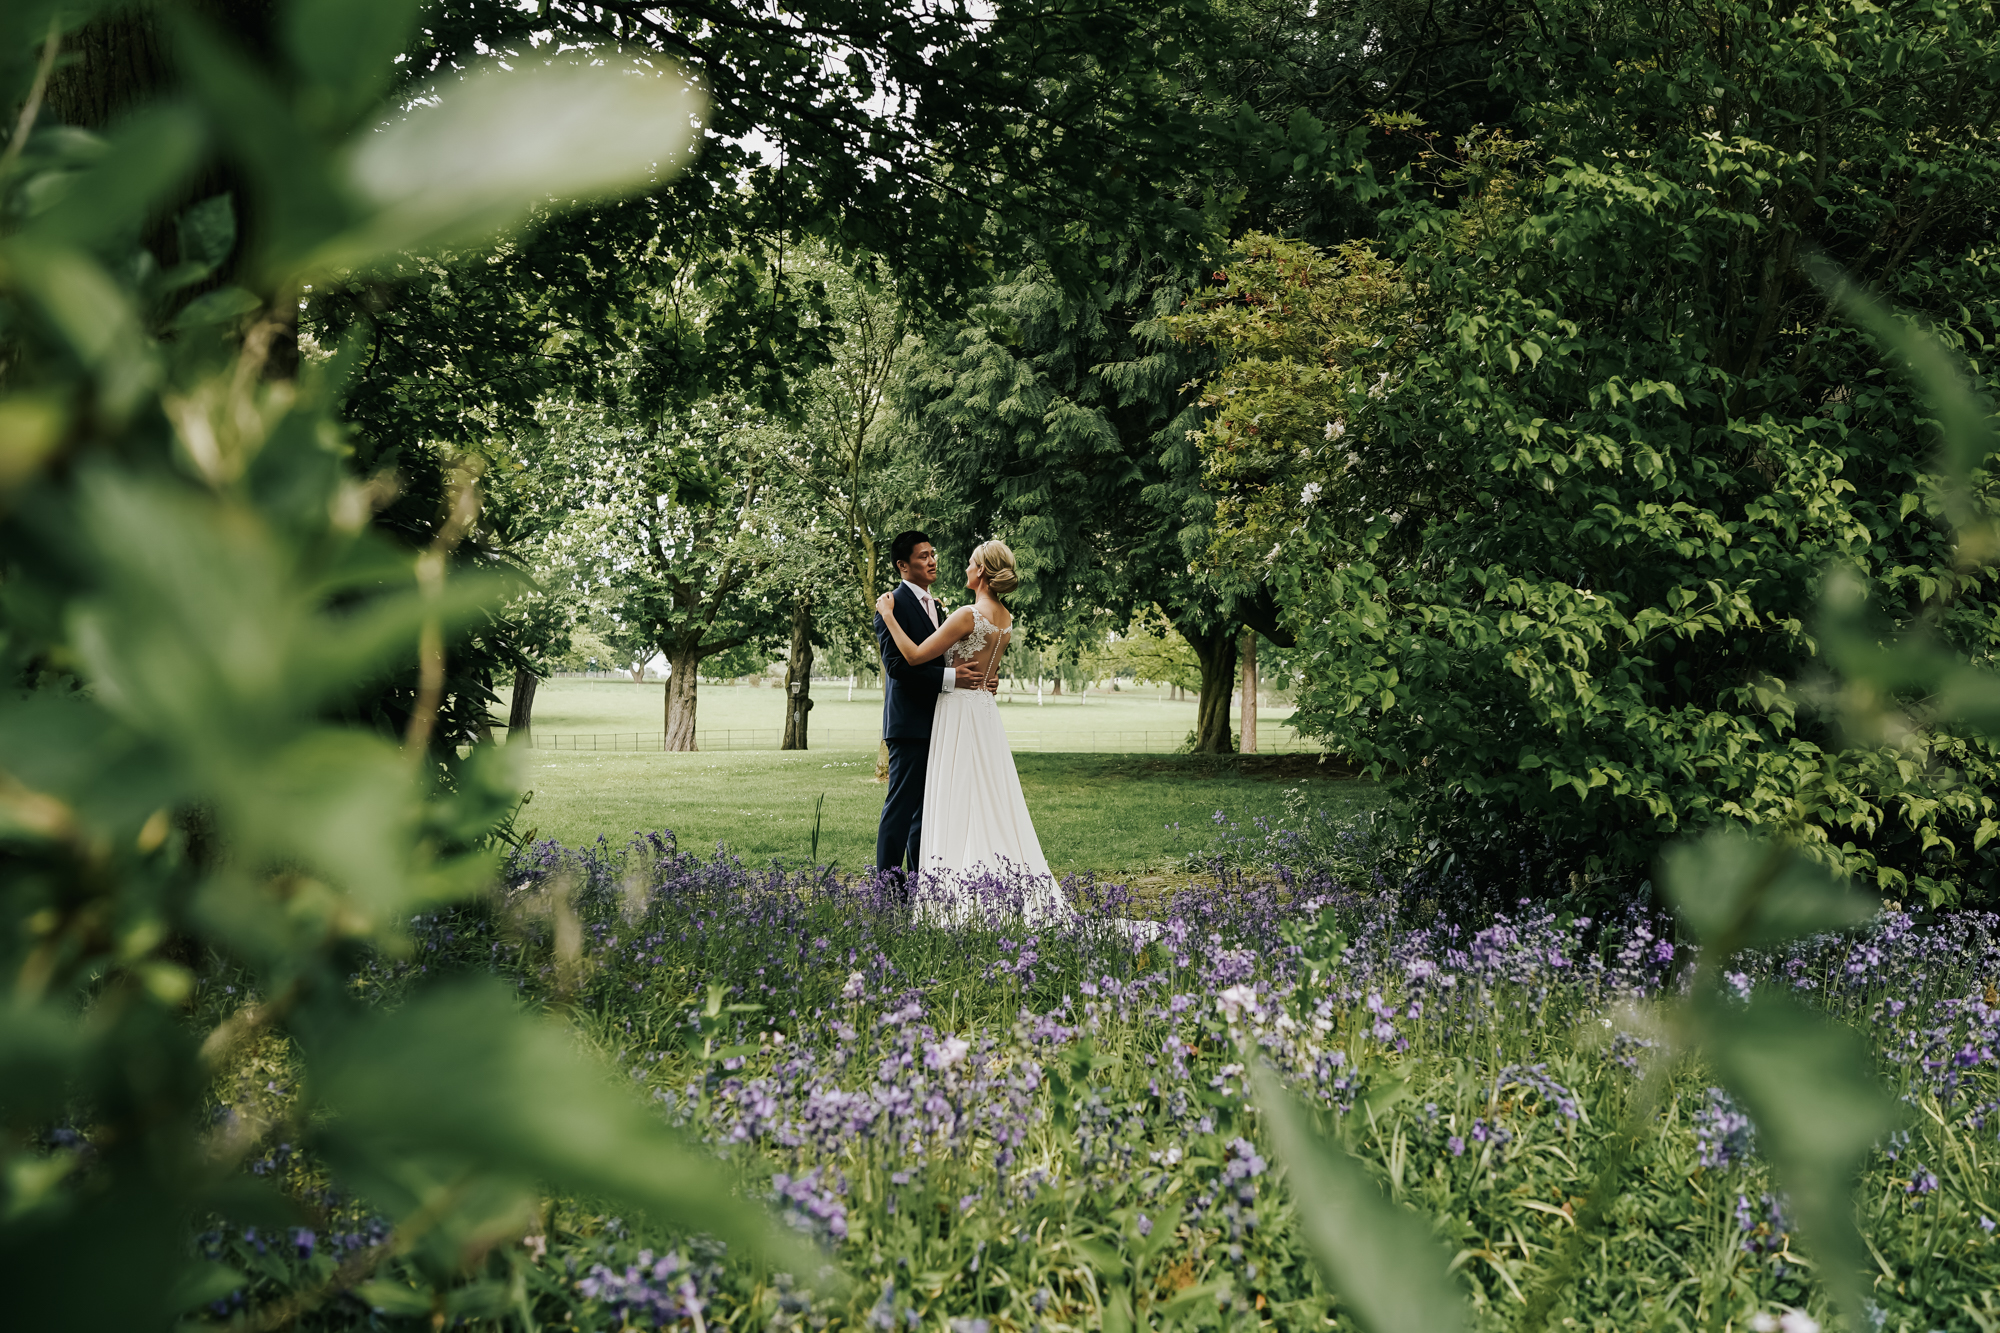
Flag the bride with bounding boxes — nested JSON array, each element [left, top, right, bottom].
[[872, 540, 1071, 925]]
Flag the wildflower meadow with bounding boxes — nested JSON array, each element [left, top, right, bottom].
[[187, 826, 2000, 1331]]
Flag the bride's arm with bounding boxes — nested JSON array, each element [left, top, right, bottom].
[[873, 595, 973, 665]]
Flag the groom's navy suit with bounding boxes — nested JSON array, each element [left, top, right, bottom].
[[875, 583, 950, 873]]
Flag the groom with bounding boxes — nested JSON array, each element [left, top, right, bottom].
[[875, 530, 995, 876]]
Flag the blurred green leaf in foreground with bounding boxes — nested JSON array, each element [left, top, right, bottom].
[[1252, 1064, 1471, 1333], [0, 2, 812, 1326]]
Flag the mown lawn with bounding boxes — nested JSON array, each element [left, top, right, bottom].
[[508, 746, 1384, 875], [498, 677, 1317, 752]]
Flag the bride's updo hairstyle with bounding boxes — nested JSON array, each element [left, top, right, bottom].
[[972, 540, 1021, 601]]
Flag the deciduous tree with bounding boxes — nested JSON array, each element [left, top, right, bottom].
[[899, 262, 1284, 750], [535, 394, 795, 750], [1190, 0, 2000, 907]]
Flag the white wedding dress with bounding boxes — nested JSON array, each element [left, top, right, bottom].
[[915, 609, 1072, 926]]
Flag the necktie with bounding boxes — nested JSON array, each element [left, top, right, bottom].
[[921, 593, 938, 628]]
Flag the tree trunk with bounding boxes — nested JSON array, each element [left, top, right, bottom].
[[507, 669, 538, 746], [1181, 624, 1239, 753], [1240, 632, 1258, 754], [43, 6, 176, 130], [44, 1, 281, 324], [781, 600, 815, 750], [664, 649, 701, 751]]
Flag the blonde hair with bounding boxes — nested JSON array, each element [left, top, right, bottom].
[[972, 540, 1020, 600]]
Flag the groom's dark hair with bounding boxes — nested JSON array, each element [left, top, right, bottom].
[[890, 529, 932, 572]]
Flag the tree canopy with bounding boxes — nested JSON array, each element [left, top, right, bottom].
[[1181, 0, 2000, 906], [426, 0, 1244, 305]]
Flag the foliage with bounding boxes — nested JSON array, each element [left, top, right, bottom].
[[1252, 1065, 1470, 1333], [427, 0, 1242, 306], [531, 391, 804, 749], [1182, 0, 1525, 247], [1243, 820, 1905, 1333], [13, 0, 1999, 1328], [1244, 65, 2000, 1333], [1106, 610, 1207, 693], [310, 204, 817, 711], [769, 244, 938, 623], [548, 618, 651, 677], [1168, 228, 1416, 557], [696, 640, 773, 682], [899, 260, 1276, 750], [887, 0, 1563, 753], [1183, 1, 2000, 904], [302, 0, 1268, 731], [901, 264, 1198, 622], [0, 3, 813, 1323]]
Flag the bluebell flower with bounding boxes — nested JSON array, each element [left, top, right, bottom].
[[1693, 1088, 1755, 1170]]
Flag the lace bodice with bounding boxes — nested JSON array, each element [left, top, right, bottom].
[[946, 608, 1010, 667]]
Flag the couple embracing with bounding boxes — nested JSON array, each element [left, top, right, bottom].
[[871, 530, 1070, 924]]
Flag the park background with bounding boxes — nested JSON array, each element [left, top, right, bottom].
[[502, 673, 1361, 869], [4, 0, 2000, 1330]]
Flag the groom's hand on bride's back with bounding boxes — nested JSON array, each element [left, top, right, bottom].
[[958, 664, 1000, 693]]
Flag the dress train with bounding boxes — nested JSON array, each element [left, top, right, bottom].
[[914, 610, 1157, 942]]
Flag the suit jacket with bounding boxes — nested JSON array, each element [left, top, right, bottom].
[[876, 584, 948, 740]]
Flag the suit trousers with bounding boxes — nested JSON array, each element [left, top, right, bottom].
[[876, 736, 930, 874]]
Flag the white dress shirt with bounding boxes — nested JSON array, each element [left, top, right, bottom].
[[901, 579, 955, 691]]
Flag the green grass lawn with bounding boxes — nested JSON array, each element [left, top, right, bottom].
[[506, 746, 1381, 874], [499, 676, 1316, 752], [500, 678, 1375, 874]]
